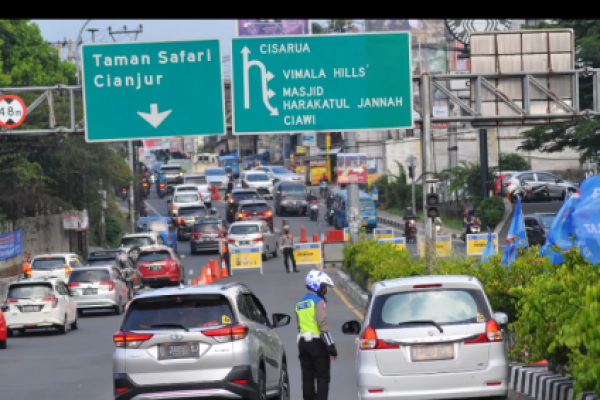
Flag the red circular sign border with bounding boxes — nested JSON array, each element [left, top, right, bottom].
[[0, 94, 27, 129]]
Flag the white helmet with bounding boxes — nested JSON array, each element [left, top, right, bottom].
[[305, 270, 334, 292]]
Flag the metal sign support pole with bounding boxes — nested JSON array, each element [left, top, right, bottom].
[[420, 73, 433, 244], [345, 131, 360, 244], [128, 140, 135, 233]]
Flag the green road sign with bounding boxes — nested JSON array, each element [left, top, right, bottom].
[[82, 39, 225, 142], [231, 32, 413, 135]]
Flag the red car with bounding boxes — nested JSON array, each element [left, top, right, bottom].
[[235, 200, 274, 231], [0, 308, 7, 349], [134, 246, 184, 287]]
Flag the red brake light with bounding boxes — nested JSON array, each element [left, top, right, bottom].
[[359, 326, 399, 350], [42, 297, 59, 308], [252, 236, 263, 242], [465, 319, 503, 344], [487, 382, 502, 386], [5, 299, 18, 303], [171, 205, 176, 210], [413, 284, 442, 289], [113, 331, 154, 348], [231, 380, 248, 385], [228, 239, 236, 243], [122, 188, 126, 192], [116, 387, 130, 393], [192, 233, 201, 239], [368, 389, 384, 393], [202, 324, 248, 342], [68, 283, 80, 287], [100, 281, 115, 291]]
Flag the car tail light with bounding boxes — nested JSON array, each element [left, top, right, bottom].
[[116, 387, 130, 394], [231, 380, 247, 385], [228, 239, 236, 243], [5, 299, 18, 304], [368, 389, 384, 393], [465, 319, 503, 344], [65, 266, 71, 275], [359, 326, 399, 350], [113, 331, 154, 348], [143, 183, 148, 187], [171, 204, 176, 210], [122, 188, 126, 192], [42, 297, 59, 308], [100, 281, 115, 291], [178, 219, 185, 225], [67, 283, 80, 288], [202, 324, 248, 343], [192, 233, 201, 239], [487, 382, 502, 386], [413, 284, 442, 289], [160, 183, 165, 188], [253, 235, 263, 242]]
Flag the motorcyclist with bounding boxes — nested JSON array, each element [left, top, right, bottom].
[[225, 175, 234, 200], [403, 206, 418, 237], [463, 208, 481, 235], [325, 193, 335, 224], [319, 173, 329, 198]]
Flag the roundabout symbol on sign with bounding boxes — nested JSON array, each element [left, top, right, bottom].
[[0, 95, 27, 129]]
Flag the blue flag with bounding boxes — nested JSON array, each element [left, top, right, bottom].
[[573, 175, 600, 265], [481, 227, 496, 264], [501, 197, 528, 266], [539, 190, 580, 264]]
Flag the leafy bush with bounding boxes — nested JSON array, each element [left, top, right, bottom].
[[477, 196, 505, 227], [499, 152, 531, 171], [376, 161, 423, 209]]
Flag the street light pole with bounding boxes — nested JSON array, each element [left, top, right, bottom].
[[75, 19, 92, 85]]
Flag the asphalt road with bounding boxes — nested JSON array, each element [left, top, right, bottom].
[[521, 199, 564, 215], [0, 189, 362, 400]]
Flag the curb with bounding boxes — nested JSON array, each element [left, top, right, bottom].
[[376, 216, 462, 239], [510, 365, 598, 400], [333, 270, 368, 316], [494, 197, 514, 234]]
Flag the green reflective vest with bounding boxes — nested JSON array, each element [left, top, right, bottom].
[[295, 293, 322, 335]]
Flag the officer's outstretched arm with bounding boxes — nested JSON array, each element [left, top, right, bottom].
[[316, 300, 337, 357]]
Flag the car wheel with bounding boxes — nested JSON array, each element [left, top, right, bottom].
[[7, 329, 13, 338], [272, 243, 279, 258], [257, 367, 267, 400], [114, 299, 123, 316], [77, 309, 84, 318], [58, 314, 68, 335], [276, 362, 290, 400], [0, 339, 6, 350], [262, 249, 268, 261], [71, 317, 78, 330]]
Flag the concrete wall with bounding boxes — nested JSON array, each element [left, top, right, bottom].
[[0, 214, 71, 278]]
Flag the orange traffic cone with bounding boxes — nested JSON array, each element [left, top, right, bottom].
[[211, 259, 220, 282], [192, 278, 197, 286], [221, 257, 230, 278], [205, 265, 213, 284], [198, 267, 207, 285], [313, 234, 318, 242], [300, 226, 308, 243], [212, 185, 221, 201]]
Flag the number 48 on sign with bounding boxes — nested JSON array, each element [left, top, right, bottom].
[[0, 95, 27, 129]]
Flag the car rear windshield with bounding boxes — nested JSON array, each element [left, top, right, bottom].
[[120, 237, 153, 247], [89, 250, 120, 258], [138, 250, 171, 262], [146, 219, 168, 233], [246, 174, 270, 182], [185, 177, 207, 185], [69, 269, 111, 283], [230, 225, 260, 235], [87, 259, 119, 268], [161, 166, 181, 172], [179, 207, 206, 216], [240, 203, 269, 212], [232, 192, 260, 201], [281, 185, 306, 196], [8, 283, 54, 299], [175, 194, 199, 203], [123, 295, 234, 330], [205, 169, 226, 176], [176, 187, 198, 193], [369, 288, 491, 329], [31, 258, 67, 270], [193, 223, 222, 233], [271, 167, 289, 174]]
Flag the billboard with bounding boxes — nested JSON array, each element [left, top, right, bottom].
[[63, 210, 89, 231], [143, 138, 170, 150], [337, 153, 367, 184], [0, 229, 22, 260], [236, 20, 310, 36]]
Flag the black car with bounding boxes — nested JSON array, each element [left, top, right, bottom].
[[274, 181, 309, 216], [85, 249, 140, 290], [190, 218, 227, 255], [524, 213, 556, 246], [226, 189, 262, 223], [176, 205, 208, 240]]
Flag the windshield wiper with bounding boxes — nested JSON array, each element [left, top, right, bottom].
[[149, 324, 189, 331], [398, 320, 444, 333]]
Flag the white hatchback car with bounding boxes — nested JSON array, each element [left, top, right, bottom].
[[342, 275, 509, 400], [170, 192, 203, 219], [29, 253, 85, 282], [2, 277, 78, 335], [227, 221, 279, 261]]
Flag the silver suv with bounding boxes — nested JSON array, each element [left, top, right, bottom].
[[112, 282, 291, 400], [342, 275, 509, 400]]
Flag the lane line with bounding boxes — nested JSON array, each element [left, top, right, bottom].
[[333, 286, 364, 320], [145, 199, 161, 217]]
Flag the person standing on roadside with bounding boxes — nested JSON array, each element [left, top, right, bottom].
[[280, 225, 298, 273], [220, 227, 231, 275]]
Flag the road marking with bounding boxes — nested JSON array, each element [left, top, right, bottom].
[[145, 200, 161, 217], [333, 286, 364, 320]]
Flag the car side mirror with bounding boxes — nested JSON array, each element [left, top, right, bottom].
[[342, 320, 362, 335], [494, 312, 508, 326], [272, 313, 291, 328]]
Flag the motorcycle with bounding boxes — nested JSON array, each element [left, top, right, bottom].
[[319, 181, 328, 198], [158, 182, 166, 198], [141, 181, 150, 199], [121, 187, 127, 201], [309, 199, 319, 221], [461, 221, 481, 242], [405, 219, 417, 243], [514, 180, 551, 202]]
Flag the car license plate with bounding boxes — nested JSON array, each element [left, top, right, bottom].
[[22, 305, 40, 313], [158, 343, 200, 360], [83, 288, 97, 295], [411, 344, 454, 361], [149, 265, 162, 271], [240, 241, 250, 245]]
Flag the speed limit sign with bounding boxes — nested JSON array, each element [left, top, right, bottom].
[[0, 95, 27, 129]]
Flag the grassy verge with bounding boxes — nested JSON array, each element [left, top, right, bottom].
[[382, 208, 464, 232]]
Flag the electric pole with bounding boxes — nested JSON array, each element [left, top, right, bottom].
[[108, 25, 143, 233]]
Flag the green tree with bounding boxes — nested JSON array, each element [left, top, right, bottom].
[[311, 23, 326, 34], [498, 152, 531, 172], [327, 20, 356, 32], [518, 20, 600, 162]]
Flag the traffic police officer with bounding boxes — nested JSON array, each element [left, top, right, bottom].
[[296, 270, 337, 400]]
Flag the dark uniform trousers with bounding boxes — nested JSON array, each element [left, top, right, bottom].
[[298, 337, 331, 400]]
